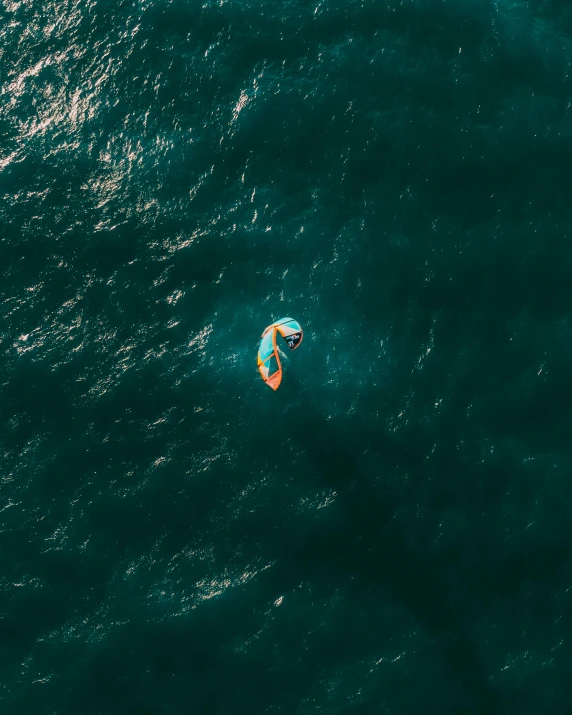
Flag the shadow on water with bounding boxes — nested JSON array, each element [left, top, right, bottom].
[[259, 375, 508, 714]]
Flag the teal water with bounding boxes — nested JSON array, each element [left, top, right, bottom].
[[2, 1, 572, 713]]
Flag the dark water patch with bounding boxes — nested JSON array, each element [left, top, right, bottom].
[[3, 0, 572, 712]]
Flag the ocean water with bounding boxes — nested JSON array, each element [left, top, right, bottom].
[[2, 0, 572, 713]]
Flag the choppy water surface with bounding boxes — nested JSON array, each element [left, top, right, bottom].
[[2, 1, 572, 713]]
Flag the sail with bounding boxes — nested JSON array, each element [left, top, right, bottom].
[[257, 317, 303, 390]]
